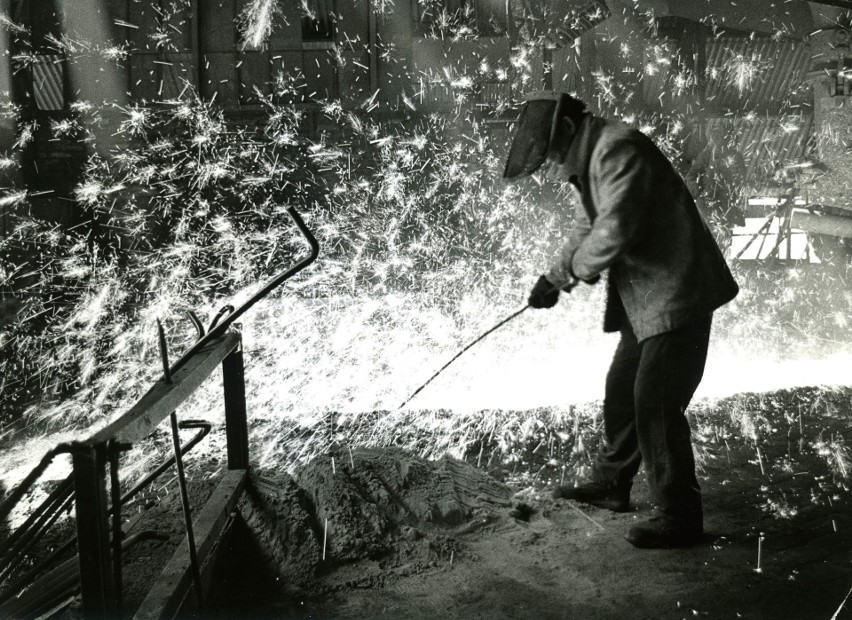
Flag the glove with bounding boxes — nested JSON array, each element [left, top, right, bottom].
[[528, 275, 560, 309]]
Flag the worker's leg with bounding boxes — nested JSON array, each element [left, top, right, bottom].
[[592, 325, 643, 490], [633, 315, 712, 526], [553, 326, 639, 510]]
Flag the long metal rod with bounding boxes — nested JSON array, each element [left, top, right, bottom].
[[158, 320, 203, 609], [398, 279, 578, 410], [0, 475, 73, 570], [169, 411, 203, 608], [0, 444, 72, 525], [398, 305, 528, 410]]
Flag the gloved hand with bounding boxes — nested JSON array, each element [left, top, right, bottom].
[[528, 275, 560, 309]]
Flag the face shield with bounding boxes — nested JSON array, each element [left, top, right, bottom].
[[503, 91, 571, 180]]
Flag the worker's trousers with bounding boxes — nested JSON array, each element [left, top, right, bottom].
[[592, 315, 711, 524]]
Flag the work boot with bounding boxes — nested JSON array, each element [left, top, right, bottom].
[[625, 515, 704, 549], [551, 481, 631, 513]]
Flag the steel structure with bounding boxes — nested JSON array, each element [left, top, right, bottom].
[[0, 206, 319, 619]]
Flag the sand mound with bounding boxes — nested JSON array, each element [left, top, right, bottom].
[[240, 447, 512, 587]]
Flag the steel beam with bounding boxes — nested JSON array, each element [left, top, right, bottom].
[[809, 1, 852, 9], [72, 443, 116, 619], [222, 333, 249, 471]]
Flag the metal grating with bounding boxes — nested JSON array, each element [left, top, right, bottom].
[[704, 38, 810, 114], [32, 55, 65, 111]]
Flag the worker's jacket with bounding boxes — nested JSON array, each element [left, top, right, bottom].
[[545, 115, 739, 341]]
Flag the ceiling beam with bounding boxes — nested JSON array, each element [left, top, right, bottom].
[[809, 1, 852, 10]]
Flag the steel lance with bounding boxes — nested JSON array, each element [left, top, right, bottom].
[[398, 279, 577, 410]]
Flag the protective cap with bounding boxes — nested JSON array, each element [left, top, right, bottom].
[[503, 91, 583, 180]]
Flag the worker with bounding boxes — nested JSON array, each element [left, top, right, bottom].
[[503, 91, 739, 549]]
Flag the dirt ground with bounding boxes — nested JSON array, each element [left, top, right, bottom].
[[202, 387, 852, 620], [4, 386, 852, 620]]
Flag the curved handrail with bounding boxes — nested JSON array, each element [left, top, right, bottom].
[[170, 205, 320, 374], [0, 205, 319, 530]]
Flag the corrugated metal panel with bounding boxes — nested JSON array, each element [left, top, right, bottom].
[[704, 38, 810, 113], [32, 55, 64, 111], [706, 114, 814, 188]]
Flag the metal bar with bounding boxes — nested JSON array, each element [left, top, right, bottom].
[[159, 316, 204, 608], [734, 213, 774, 260], [108, 443, 123, 614], [169, 411, 204, 608], [169, 206, 319, 376], [222, 333, 249, 470], [0, 491, 74, 586], [133, 469, 248, 620], [72, 443, 116, 619], [0, 422, 212, 610], [119, 421, 211, 506], [0, 531, 169, 620], [0, 443, 72, 525], [0, 474, 72, 572]]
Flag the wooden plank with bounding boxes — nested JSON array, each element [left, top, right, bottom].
[[133, 469, 248, 620], [89, 332, 240, 445]]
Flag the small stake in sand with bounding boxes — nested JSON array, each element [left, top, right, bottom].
[[323, 518, 328, 561], [348, 446, 355, 469], [756, 446, 766, 475], [831, 582, 852, 620], [331, 456, 336, 474], [754, 532, 765, 573]]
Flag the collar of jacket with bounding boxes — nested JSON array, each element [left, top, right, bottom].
[[552, 114, 606, 188]]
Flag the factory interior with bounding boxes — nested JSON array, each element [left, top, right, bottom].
[[1, 0, 852, 618]]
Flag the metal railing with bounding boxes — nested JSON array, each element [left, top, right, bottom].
[[0, 206, 319, 619]]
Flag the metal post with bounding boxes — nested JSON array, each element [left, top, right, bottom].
[[72, 442, 116, 619], [222, 331, 249, 470]]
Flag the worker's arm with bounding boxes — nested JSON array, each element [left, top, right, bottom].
[[566, 139, 652, 282], [545, 183, 592, 287]]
